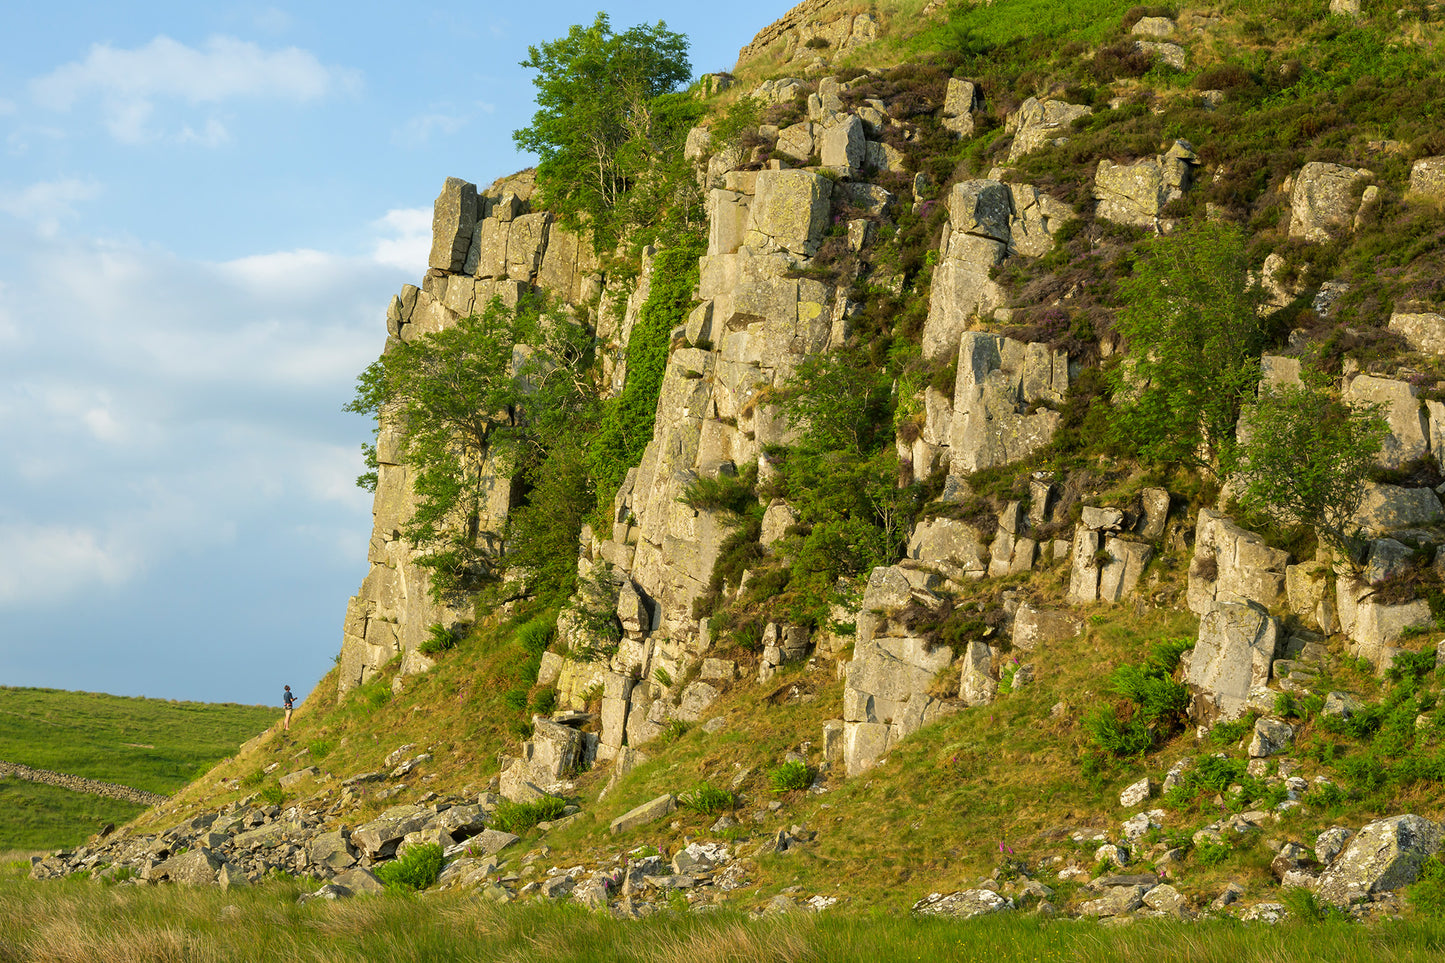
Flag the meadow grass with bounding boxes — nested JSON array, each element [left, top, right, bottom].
[[4, 857, 1445, 963], [0, 687, 278, 792], [0, 782, 144, 852]]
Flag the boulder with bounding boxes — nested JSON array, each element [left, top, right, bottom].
[[352, 805, 431, 859], [610, 794, 677, 835], [1388, 311, 1445, 356], [1006, 98, 1091, 161], [959, 640, 997, 707], [1142, 883, 1190, 917], [466, 828, 521, 856], [1081, 884, 1148, 917], [942, 79, 980, 137], [428, 177, 478, 272], [1185, 602, 1281, 723], [332, 868, 386, 896], [1248, 717, 1295, 758], [1289, 162, 1370, 242], [1006, 183, 1071, 257], [1131, 16, 1175, 36], [1093, 141, 1196, 230], [676, 681, 720, 721], [1409, 156, 1445, 200], [913, 889, 1014, 918], [1011, 603, 1082, 651], [159, 848, 223, 886], [309, 831, 357, 872], [820, 115, 866, 173], [1119, 777, 1153, 809], [1316, 827, 1356, 865], [1315, 815, 1442, 906]]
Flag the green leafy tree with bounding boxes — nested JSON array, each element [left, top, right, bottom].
[[1234, 366, 1388, 556], [346, 295, 593, 602], [1109, 221, 1264, 475], [514, 13, 699, 251]]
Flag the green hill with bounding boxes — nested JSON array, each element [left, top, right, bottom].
[[0, 687, 277, 851]]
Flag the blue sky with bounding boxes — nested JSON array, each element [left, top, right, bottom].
[[0, 1, 787, 706]]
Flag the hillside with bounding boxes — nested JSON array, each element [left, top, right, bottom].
[[24, 0, 1445, 934], [0, 687, 277, 851]]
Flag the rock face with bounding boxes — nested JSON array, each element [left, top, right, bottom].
[[1342, 375, 1427, 469], [1315, 815, 1442, 906], [1409, 156, 1445, 200], [1289, 162, 1371, 242], [948, 333, 1069, 474], [1093, 140, 1198, 231], [341, 173, 601, 694], [1006, 98, 1091, 161], [1185, 602, 1281, 723]]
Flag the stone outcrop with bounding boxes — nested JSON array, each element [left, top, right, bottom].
[[1185, 601, 1281, 723], [1187, 511, 1290, 615], [842, 565, 961, 774], [948, 333, 1069, 475], [1066, 501, 1160, 605], [1289, 162, 1372, 242], [1093, 140, 1198, 232], [735, 0, 880, 69], [1005, 98, 1091, 162], [921, 181, 1012, 359]]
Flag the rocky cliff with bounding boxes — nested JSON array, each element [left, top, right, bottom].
[[50, 0, 1445, 925]]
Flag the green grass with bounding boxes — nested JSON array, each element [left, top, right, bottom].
[[4, 859, 1445, 962], [0, 781, 145, 852], [0, 686, 278, 793]]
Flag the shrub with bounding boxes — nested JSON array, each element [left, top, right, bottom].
[[1410, 856, 1445, 918], [659, 719, 692, 744], [1194, 839, 1233, 866], [491, 796, 568, 834], [678, 782, 737, 815], [769, 760, 812, 793], [374, 843, 443, 891], [1083, 705, 1153, 756], [256, 785, 287, 807], [419, 622, 458, 655], [531, 686, 558, 716]]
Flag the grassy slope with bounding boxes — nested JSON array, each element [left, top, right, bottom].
[[0, 687, 279, 793], [0, 687, 278, 851]]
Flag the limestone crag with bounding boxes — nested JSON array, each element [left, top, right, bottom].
[[735, 0, 880, 71]]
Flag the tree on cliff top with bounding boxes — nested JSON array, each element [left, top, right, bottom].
[[514, 13, 699, 252]]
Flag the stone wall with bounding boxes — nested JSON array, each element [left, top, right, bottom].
[[0, 759, 168, 807]]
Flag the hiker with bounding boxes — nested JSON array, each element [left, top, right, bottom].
[[283, 685, 295, 731]]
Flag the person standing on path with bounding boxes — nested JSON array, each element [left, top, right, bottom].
[[283, 685, 295, 731]]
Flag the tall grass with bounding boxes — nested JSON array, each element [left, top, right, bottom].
[[4, 868, 1445, 963]]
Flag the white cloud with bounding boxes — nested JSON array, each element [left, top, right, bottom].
[[371, 207, 432, 274], [0, 98, 16, 116], [0, 178, 102, 236], [0, 524, 136, 605], [30, 35, 362, 144]]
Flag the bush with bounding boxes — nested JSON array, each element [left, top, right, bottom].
[[769, 760, 812, 793], [1083, 705, 1154, 756], [491, 796, 568, 835], [658, 719, 692, 744], [678, 783, 737, 815], [1410, 856, 1445, 918], [531, 686, 558, 716], [374, 843, 443, 891], [419, 622, 458, 655], [256, 785, 287, 807]]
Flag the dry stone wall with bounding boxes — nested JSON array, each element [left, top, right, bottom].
[[0, 759, 168, 807]]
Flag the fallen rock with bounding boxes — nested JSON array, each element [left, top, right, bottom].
[[913, 889, 1015, 918], [610, 794, 677, 836], [1315, 814, 1442, 906]]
